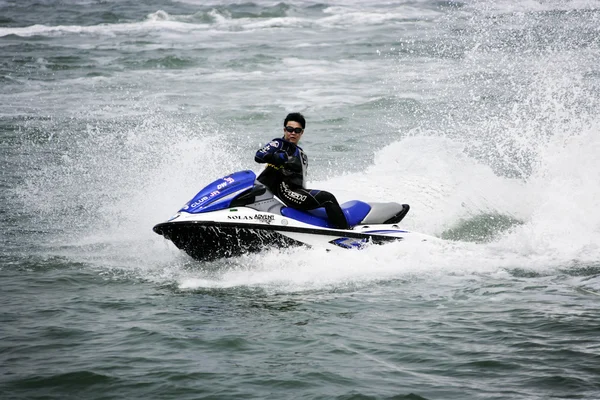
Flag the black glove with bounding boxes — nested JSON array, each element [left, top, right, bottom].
[[283, 156, 302, 172], [273, 150, 288, 164]]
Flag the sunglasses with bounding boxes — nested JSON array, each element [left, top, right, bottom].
[[285, 126, 303, 134]]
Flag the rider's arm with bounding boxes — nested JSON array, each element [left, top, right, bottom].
[[255, 140, 288, 165]]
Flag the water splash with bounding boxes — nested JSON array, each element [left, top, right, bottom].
[[9, 0, 600, 292]]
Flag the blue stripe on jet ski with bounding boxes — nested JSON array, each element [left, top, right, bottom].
[[281, 200, 372, 228], [363, 229, 409, 234]]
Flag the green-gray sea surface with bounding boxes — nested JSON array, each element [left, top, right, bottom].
[[2, 1, 600, 399]]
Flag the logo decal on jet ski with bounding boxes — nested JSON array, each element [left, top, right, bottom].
[[254, 214, 275, 224], [217, 176, 235, 190], [226, 214, 275, 224], [190, 190, 220, 208], [227, 215, 253, 220]]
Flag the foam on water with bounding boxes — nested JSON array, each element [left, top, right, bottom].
[[169, 3, 600, 291], [492, 120, 600, 262], [50, 115, 597, 294], [321, 5, 441, 25], [16, 108, 238, 235], [317, 136, 528, 234], [172, 119, 600, 293], [9, 0, 600, 294], [465, 0, 600, 14], [0, 3, 443, 41], [16, 80, 600, 294], [0, 20, 194, 38]]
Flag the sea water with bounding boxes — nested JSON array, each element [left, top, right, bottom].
[[1, 1, 600, 399]]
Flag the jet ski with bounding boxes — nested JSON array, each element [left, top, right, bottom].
[[153, 170, 431, 261]]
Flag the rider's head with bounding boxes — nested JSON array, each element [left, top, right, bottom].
[[283, 112, 305, 144]]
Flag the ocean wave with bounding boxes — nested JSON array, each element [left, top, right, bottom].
[[0, 14, 207, 38], [322, 5, 441, 25], [0, 4, 442, 39], [117, 54, 197, 70]]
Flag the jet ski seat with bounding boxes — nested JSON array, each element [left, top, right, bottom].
[[281, 200, 372, 229]]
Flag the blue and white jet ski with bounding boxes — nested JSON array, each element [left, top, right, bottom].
[[153, 170, 431, 261]]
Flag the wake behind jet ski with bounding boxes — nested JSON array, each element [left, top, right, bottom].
[[153, 170, 431, 261]]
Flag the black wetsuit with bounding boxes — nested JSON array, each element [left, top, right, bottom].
[[255, 138, 349, 230]]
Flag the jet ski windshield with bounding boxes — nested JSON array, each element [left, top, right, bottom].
[[180, 170, 257, 214]]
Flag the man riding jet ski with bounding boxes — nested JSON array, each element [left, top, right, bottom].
[[153, 113, 429, 261], [255, 112, 349, 230]]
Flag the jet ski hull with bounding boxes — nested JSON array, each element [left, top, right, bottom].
[[154, 218, 409, 262], [154, 221, 305, 261]]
